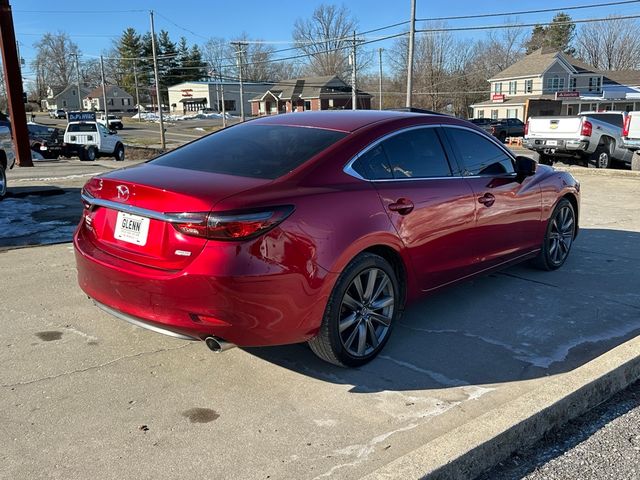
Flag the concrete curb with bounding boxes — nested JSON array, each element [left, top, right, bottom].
[[360, 335, 640, 480]]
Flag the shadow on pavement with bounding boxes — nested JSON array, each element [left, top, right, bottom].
[[247, 228, 640, 392]]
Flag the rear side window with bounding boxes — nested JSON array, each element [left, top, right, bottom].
[[351, 144, 392, 180], [444, 128, 515, 176], [152, 124, 346, 180], [68, 124, 97, 133], [586, 114, 624, 128], [382, 128, 452, 178]]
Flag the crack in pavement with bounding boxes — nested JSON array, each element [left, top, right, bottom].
[[1, 343, 192, 389]]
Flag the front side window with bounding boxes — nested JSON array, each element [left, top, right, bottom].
[[444, 128, 515, 176]]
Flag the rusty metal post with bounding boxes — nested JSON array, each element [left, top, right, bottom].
[[0, 0, 32, 167]]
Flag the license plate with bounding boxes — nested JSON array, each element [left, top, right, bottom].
[[546, 140, 558, 146], [114, 211, 150, 246]]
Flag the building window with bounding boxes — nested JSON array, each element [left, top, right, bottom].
[[567, 105, 575, 115], [570, 78, 577, 91], [546, 75, 565, 92], [588, 77, 602, 92], [493, 82, 503, 94], [477, 110, 484, 118], [508, 81, 517, 95], [491, 109, 498, 120], [218, 99, 236, 111], [525, 79, 533, 93], [304, 100, 312, 110], [506, 108, 517, 118], [108, 98, 114, 106]]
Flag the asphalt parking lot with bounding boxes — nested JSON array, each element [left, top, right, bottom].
[[1, 161, 639, 479]]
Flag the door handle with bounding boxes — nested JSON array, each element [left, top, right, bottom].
[[388, 198, 414, 215], [478, 193, 495, 207]]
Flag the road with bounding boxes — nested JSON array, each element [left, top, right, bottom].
[[1, 157, 640, 479]]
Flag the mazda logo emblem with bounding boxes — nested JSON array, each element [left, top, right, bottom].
[[116, 185, 130, 201]]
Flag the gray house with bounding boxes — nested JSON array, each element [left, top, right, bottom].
[[471, 48, 640, 121], [41, 85, 91, 112], [83, 85, 135, 112]]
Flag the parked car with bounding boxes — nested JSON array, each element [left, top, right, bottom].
[[0, 125, 15, 199], [64, 113, 125, 161], [470, 118, 494, 134], [27, 123, 64, 159], [524, 111, 634, 168], [622, 111, 640, 171], [97, 114, 124, 130], [74, 110, 580, 367], [49, 109, 66, 119], [488, 118, 526, 142]]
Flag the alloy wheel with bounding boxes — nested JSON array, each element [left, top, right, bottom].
[[597, 152, 609, 169], [548, 205, 574, 266], [338, 267, 394, 358]]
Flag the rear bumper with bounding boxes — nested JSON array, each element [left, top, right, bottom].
[[74, 225, 338, 347], [524, 138, 589, 154], [622, 139, 640, 151]]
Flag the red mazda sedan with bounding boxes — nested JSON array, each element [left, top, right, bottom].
[[74, 110, 579, 367]]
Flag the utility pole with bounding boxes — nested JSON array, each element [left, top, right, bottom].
[[220, 70, 227, 128], [150, 10, 166, 149], [99, 55, 108, 120], [230, 41, 248, 122], [406, 0, 416, 108], [351, 31, 357, 110], [378, 48, 384, 110], [133, 60, 141, 122], [0, 0, 32, 166], [74, 52, 82, 111]]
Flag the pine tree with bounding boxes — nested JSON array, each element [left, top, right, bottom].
[[524, 13, 576, 55], [115, 28, 143, 97]]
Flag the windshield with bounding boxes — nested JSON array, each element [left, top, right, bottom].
[[68, 123, 97, 132], [151, 124, 347, 180]]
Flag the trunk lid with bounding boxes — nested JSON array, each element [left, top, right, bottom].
[[81, 163, 271, 270]]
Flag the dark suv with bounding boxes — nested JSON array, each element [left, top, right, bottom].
[[27, 123, 65, 159], [489, 118, 526, 142]]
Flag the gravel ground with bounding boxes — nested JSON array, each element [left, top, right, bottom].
[[478, 381, 640, 480]]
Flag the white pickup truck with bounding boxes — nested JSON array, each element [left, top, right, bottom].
[[622, 111, 640, 171], [524, 111, 634, 169], [63, 112, 125, 162]]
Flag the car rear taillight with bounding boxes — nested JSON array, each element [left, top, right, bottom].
[[490, 126, 496, 134], [524, 120, 529, 136], [171, 206, 294, 241], [581, 120, 592, 137], [623, 115, 631, 137]]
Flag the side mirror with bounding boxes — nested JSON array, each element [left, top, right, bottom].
[[515, 156, 536, 180]]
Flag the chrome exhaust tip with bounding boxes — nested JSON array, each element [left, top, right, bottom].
[[204, 336, 236, 353]]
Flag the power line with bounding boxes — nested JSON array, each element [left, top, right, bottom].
[[417, 13, 640, 33], [419, 0, 640, 22], [14, 9, 147, 13]]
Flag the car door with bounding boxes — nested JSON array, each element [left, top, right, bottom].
[[349, 126, 478, 291], [441, 125, 542, 269], [97, 123, 115, 153]]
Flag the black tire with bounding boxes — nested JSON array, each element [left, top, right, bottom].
[[538, 153, 553, 166], [589, 146, 611, 169], [113, 143, 125, 161], [82, 146, 97, 162], [308, 253, 401, 367], [498, 131, 507, 143], [0, 166, 6, 200], [531, 198, 576, 271]]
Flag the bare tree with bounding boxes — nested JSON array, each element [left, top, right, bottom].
[[31, 32, 80, 88], [575, 17, 640, 70], [202, 37, 232, 78], [292, 4, 357, 78]]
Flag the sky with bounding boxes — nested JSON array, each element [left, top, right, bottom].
[[10, 0, 640, 81]]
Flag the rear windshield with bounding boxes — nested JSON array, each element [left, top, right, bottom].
[[585, 113, 624, 128], [151, 124, 347, 179], [68, 123, 97, 132]]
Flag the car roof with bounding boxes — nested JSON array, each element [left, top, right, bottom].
[[247, 110, 443, 133]]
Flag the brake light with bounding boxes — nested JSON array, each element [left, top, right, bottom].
[[171, 206, 294, 241], [524, 120, 529, 136], [490, 126, 496, 134], [623, 115, 631, 137], [581, 120, 592, 137]]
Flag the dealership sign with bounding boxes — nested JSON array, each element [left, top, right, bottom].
[[181, 89, 193, 97], [492, 94, 506, 103], [555, 91, 580, 99]]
